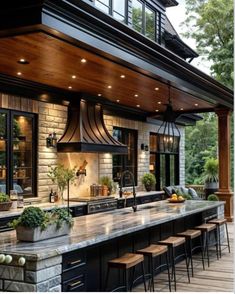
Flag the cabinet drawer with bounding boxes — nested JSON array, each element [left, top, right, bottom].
[[62, 273, 86, 292], [63, 249, 86, 272], [71, 206, 86, 217], [63, 263, 87, 282]]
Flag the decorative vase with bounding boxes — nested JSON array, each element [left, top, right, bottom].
[[144, 184, 152, 192]]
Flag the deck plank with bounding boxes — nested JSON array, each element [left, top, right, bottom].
[[134, 223, 234, 292]]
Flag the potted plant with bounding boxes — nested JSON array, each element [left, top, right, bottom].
[[207, 194, 219, 201], [0, 192, 12, 211], [99, 176, 113, 196], [10, 206, 74, 242], [141, 173, 156, 192], [203, 158, 219, 199], [47, 164, 77, 202]]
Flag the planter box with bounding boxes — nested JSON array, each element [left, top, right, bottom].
[[16, 222, 71, 242]]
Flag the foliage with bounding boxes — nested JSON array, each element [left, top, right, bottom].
[[182, 193, 192, 200], [203, 158, 219, 183], [185, 113, 218, 184], [132, 6, 155, 40], [181, 0, 233, 88], [141, 173, 156, 186], [99, 176, 113, 189], [47, 164, 77, 194], [207, 194, 219, 201], [0, 192, 10, 203], [10, 206, 73, 230]]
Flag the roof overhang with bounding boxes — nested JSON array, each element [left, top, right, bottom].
[[0, 0, 233, 114]]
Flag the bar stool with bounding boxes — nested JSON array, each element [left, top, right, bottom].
[[177, 229, 205, 276], [208, 218, 230, 258], [137, 244, 171, 292], [194, 223, 219, 267], [105, 253, 147, 292], [158, 236, 190, 291]]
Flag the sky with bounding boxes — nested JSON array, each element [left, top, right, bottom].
[[166, 0, 211, 75]]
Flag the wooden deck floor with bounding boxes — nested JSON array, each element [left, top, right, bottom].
[[134, 223, 234, 292]]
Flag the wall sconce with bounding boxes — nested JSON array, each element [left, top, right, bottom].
[[76, 160, 88, 177], [149, 164, 154, 171], [141, 143, 149, 152], [46, 132, 57, 148]]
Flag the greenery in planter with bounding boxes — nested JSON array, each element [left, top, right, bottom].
[[141, 173, 156, 191], [0, 192, 10, 202], [47, 164, 77, 199], [207, 194, 219, 201], [99, 176, 113, 194], [10, 206, 74, 230], [203, 158, 219, 183]]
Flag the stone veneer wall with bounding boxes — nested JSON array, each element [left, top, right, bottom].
[[0, 93, 185, 202]]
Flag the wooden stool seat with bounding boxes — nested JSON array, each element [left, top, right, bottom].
[[177, 229, 201, 239], [208, 218, 227, 225], [137, 244, 168, 257], [195, 223, 216, 232], [108, 253, 144, 269], [158, 236, 186, 247]]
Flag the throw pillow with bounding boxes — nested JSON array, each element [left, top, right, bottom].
[[188, 188, 200, 200]]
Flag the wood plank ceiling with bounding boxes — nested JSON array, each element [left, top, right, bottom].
[[0, 32, 215, 113]]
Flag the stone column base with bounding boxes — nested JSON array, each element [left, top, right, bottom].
[[215, 191, 234, 222]]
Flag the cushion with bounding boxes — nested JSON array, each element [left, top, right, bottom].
[[188, 188, 200, 200], [180, 187, 189, 195]]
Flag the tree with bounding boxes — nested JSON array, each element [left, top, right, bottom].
[[181, 0, 233, 89]]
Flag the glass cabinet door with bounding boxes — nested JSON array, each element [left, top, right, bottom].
[[0, 111, 8, 193], [12, 113, 35, 197]]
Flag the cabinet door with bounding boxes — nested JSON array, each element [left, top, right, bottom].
[[0, 110, 9, 194], [11, 112, 37, 197]]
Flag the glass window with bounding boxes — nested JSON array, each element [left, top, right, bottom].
[[0, 112, 7, 193], [113, 0, 125, 16], [132, 0, 143, 33], [13, 115, 34, 197], [145, 6, 155, 41], [113, 127, 138, 186], [95, 0, 110, 14]]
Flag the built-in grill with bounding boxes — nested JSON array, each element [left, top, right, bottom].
[[70, 196, 117, 214]]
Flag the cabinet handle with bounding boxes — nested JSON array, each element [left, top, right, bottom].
[[69, 280, 82, 288], [69, 259, 81, 266]]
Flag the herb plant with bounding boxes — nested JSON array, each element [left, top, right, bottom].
[[0, 192, 10, 203], [207, 194, 219, 201]]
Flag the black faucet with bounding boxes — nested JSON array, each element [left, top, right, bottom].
[[119, 170, 137, 212]]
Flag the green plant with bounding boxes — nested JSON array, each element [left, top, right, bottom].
[[182, 193, 192, 200], [10, 207, 73, 230], [141, 173, 156, 187], [203, 158, 219, 183], [0, 192, 10, 202], [99, 176, 113, 192], [207, 194, 219, 201], [47, 164, 77, 196]]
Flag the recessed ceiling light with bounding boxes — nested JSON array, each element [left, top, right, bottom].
[[134, 94, 139, 97], [98, 93, 102, 97], [72, 75, 76, 79], [154, 87, 159, 91], [17, 59, 29, 64], [157, 101, 161, 104], [195, 103, 199, 106], [180, 108, 184, 111], [136, 104, 140, 108], [155, 109, 159, 112], [17, 72, 22, 76], [120, 75, 125, 79], [81, 58, 87, 63], [116, 99, 120, 103], [68, 86, 72, 89], [107, 85, 112, 89]]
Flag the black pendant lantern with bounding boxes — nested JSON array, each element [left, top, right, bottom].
[[157, 86, 181, 153]]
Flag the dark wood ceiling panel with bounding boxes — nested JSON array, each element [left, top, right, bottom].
[[0, 32, 215, 113]]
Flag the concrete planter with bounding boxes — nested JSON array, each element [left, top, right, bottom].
[[16, 222, 71, 242]]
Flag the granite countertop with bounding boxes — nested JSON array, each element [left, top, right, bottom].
[[114, 190, 164, 199], [0, 200, 224, 261], [0, 201, 87, 219]]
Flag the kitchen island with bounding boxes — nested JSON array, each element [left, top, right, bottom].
[[0, 200, 224, 292]]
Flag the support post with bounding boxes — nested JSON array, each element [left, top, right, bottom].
[[215, 108, 233, 222]]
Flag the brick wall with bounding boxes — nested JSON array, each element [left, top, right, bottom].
[[0, 93, 185, 202]]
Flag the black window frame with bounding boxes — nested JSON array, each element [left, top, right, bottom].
[[150, 132, 179, 190], [0, 108, 38, 198], [95, 0, 128, 24], [132, 0, 160, 42], [112, 127, 138, 187]]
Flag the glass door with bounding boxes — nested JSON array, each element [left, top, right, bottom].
[[11, 112, 36, 197], [0, 111, 8, 194]]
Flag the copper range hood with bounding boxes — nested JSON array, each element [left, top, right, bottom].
[[57, 100, 128, 154]]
